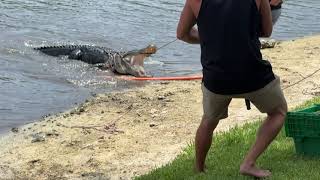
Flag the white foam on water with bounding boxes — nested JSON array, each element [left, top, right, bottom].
[[145, 57, 164, 66]]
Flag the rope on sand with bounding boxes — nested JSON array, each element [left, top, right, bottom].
[[120, 75, 203, 81]]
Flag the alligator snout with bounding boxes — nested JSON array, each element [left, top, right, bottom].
[[140, 44, 157, 56]]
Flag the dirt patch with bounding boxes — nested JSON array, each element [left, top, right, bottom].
[[0, 35, 319, 179]]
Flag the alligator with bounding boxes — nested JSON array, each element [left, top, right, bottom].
[[34, 44, 157, 77]]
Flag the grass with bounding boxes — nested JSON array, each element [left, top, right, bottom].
[[136, 97, 320, 180]]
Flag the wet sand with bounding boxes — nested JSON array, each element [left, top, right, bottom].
[[0, 35, 319, 179]]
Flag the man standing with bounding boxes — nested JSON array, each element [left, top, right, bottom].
[[177, 0, 287, 178]]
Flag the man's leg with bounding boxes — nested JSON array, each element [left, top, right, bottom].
[[240, 104, 287, 178], [195, 117, 219, 172], [239, 75, 287, 178], [195, 84, 231, 172]]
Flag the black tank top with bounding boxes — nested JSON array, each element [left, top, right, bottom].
[[197, 0, 275, 95]]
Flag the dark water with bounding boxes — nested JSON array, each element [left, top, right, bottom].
[[0, 0, 319, 133]]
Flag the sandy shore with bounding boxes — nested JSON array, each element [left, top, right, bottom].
[[0, 35, 319, 179]]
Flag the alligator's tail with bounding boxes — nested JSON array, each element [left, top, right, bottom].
[[34, 45, 81, 57]]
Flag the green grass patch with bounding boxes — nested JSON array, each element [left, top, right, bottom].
[[136, 97, 320, 180]]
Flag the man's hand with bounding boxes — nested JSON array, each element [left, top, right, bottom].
[[270, 0, 282, 6]]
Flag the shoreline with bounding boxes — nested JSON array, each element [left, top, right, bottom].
[[0, 35, 320, 179]]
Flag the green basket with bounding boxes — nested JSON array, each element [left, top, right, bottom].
[[285, 104, 320, 155], [293, 137, 320, 155]]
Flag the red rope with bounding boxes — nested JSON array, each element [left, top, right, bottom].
[[120, 75, 203, 81]]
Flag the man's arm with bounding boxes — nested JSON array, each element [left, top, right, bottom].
[[176, 0, 200, 44], [260, 0, 273, 37]]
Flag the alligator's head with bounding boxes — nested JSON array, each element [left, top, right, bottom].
[[112, 44, 157, 77]]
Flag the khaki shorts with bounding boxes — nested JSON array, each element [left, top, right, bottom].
[[202, 76, 287, 121]]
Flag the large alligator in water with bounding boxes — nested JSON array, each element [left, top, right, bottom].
[[34, 44, 157, 77]]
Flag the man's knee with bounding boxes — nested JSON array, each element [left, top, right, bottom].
[[267, 102, 288, 119], [199, 116, 220, 132]]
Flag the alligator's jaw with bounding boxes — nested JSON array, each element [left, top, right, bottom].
[[129, 54, 146, 67], [121, 54, 148, 77], [122, 44, 157, 67], [120, 45, 157, 77]]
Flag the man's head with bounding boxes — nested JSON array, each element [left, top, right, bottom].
[[115, 44, 157, 77]]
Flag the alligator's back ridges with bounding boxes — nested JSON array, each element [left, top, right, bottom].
[[34, 44, 118, 57], [34, 45, 81, 57], [34, 44, 90, 50]]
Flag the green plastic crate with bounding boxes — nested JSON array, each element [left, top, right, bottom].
[[285, 104, 320, 155], [293, 137, 320, 155]]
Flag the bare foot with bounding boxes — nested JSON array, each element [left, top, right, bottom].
[[240, 163, 271, 178], [194, 164, 207, 173]]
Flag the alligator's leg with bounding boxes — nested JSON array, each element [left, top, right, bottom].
[[69, 49, 83, 60]]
